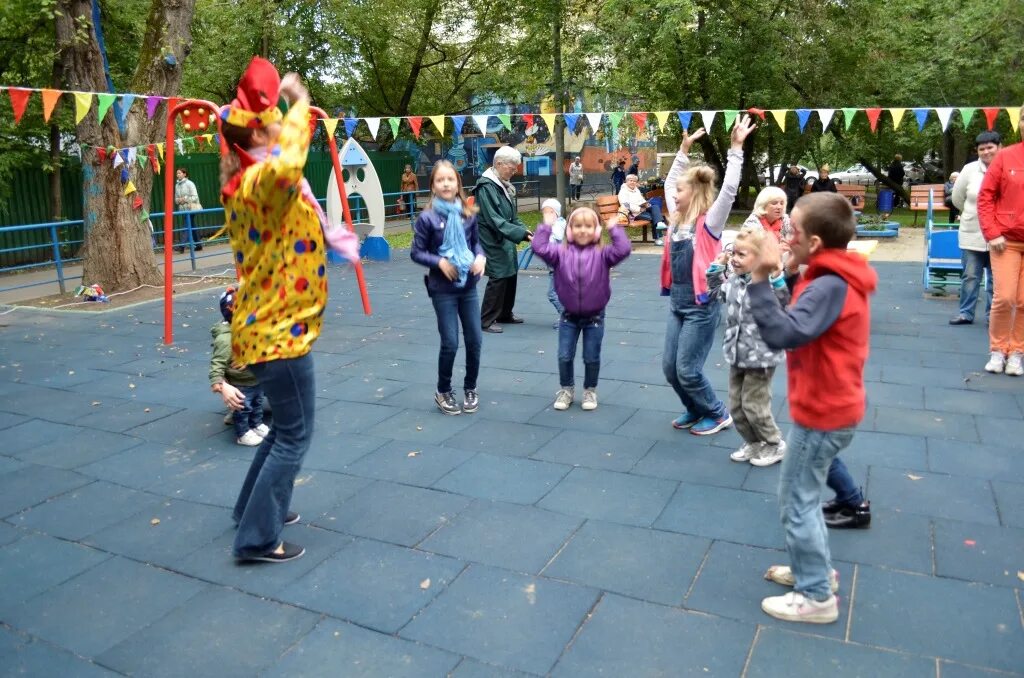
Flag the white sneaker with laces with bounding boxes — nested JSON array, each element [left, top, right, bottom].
[[750, 440, 787, 467], [764, 565, 839, 593], [237, 430, 263, 446], [985, 351, 1006, 373], [1005, 352, 1024, 376], [581, 388, 598, 411], [761, 591, 838, 624], [253, 423, 270, 437], [553, 388, 574, 411], [729, 442, 762, 462]]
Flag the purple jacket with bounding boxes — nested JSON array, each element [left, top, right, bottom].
[[531, 223, 631, 316]]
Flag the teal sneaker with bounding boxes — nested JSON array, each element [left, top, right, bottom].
[[690, 413, 733, 436], [672, 411, 701, 429]]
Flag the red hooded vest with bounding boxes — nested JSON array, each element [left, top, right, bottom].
[[787, 249, 878, 431]]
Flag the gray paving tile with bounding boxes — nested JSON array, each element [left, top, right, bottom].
[[97, 587, 320, 678], [654, 483, 783, 548], [614, 409, 698, 442], [420, 500, 580, 574], [532, 429, 655, 472], [125, 408, 226, 445], [851, 566, 1024, 672], [882, 365, 972, 389], [0, 533, 111, 609], [934, 519, 1024, 588], [76, 441, 215, 490], [433, 452, 570, 505], [977, 415, 1024, 447], [286, 469, 371, 521], [552, 594, 753, 677], [309, 400, 404, 436], [149, 456, 256, 508], [537, 467, 677, 527], [444, 419, 560, 458], [71, 400, 182, 433], [0, 455, 27, 476], [0, 411, 30, 430], [746, 627, 934, 677], [364, 407, 477, 444], [401, 564, 599, 676], [828, 508, 933, 574], [631, 440, 752, 487], [0, 520, 23, 546], [924, 387, 1022, 418], [939, 660, 1022, 678], [10, 480, 165, 540], [527, 401, 638, 434], [544, 520, 710, 606], [843, 430, 928, 471], [872, 406, 979, 442], [0, 632, 120, 677], [0, 464, 91, 518], [868, 466, 1000, 525], [992, 481, 1024, 529], [0, 383, 119, 422], [928, 439, 1024, 481], [598, 380, 681, 413], [865, 381, 925, 408], [450, 658, 536, 678], [342, 439, 476, 486]]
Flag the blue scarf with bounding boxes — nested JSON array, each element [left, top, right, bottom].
[[433, 198, 474, 288]]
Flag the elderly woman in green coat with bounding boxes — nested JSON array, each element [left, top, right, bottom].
[[473, 146, 533, 333]]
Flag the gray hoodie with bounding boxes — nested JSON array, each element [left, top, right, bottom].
[[707, 265, 790, 369]]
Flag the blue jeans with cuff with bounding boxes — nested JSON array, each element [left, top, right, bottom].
[[231, 384, 265, 438], [958, 249, 993, 322], [558, 312, 605, 389]]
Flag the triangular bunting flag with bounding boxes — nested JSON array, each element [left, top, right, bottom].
[[132, 194, 143, 210], [607, 111, 624, 131], [127, 148, 137, 166], [112, 150, 124, 168], [156, 143, 165, 160], [913, 108, 929, 131], [120, 168, 129, 183], [564, 113, 579, 132], [769, 110, 787, 131], [139, 209, 149, 222], [175, 139, 184, 154], [137, 148, 148, 166], [123, 180, 136, 196], [540, 113, 557, 132], [388, 117, 401, 138], [472, 114, 489, 133], [8, 88, 31, 125], [585, 112, 602, 131], [451, 115, 465, 135], [521, 113, 534, 129], [497, 113, 511, 131], [73, 92, 93, 124], [935, 107, 953, 131], [722, 110, 738, 131], [889, 108, 907, 129], [97, 148, 108, 164], [796, 109, 812, 133], [96, 93, 117, 122], [1008, 107, 1021, 134], [865, 108, 882, 132], [343, 118, 357, 137], [817, 109, 834, 131], [842, 108, 857, 130], [365, 117, 381, 139], [41, 89, 61, 123], [118, 94, 135, 128], [429, 115, 445, 135], [983, 107, 999, 130], [677, 111, 692, 130], [145, 96, 160, 119], [699, 110, 717, 130], [746, 108, 766, 121], [654, 111, 670, 131], [959, 107, 976, 127], [322, 117, 339, 138], [631, 112, 647, 129], [408, 116, 423, 138], [148, 144, 160, 173]]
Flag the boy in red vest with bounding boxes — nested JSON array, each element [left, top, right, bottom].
[[747, 192, 878, 624]]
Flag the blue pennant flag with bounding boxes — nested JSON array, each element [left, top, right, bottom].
[[344, 118, 358, 137], [120, 168, 129, 183], [913, 108, 929, 131], [117, 94, 135, 131], [451, 115, 466, 135], [796, 109, 811, 132], [563, 113, 580, 132], [677, 111, 692, 130]]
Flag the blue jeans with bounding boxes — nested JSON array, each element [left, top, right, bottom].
[[231, 384, 265, 438], [232, 354, 316, 558], [547, 269, 564, 315], [778, 424, 855, 600], [431, 288, 482, 394], [558, 312, 605, 389], [662, 306, 726, 419], [826, 457, 863, 507], [958, 249, 993, 322]]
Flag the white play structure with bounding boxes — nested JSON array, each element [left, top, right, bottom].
[[327, 138, 390, 261]]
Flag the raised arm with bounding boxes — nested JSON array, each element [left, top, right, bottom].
[[664, 127, 705, 215], [704, 115, 756, 237]]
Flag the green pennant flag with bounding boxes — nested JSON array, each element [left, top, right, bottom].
[[959, 107, 976, 127], [96, 93, 117, 122], [388, 117, 401, 139], [842, 108, 858, 130], [139, 209, 150, 222], [723, 110, 738, 130], [137, 150, 147, 168], [497, 113, 511, 131], [606, 111, 624, 132]]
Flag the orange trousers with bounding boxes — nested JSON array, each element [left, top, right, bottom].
[[989, 241, 1024, 354]]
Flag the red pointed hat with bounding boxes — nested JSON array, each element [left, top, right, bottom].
[[221, 56, 284, 129]]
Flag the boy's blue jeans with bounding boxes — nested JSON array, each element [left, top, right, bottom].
[[958, 249, 993, 322], [431, 288, 482, 394], [232, 354, 315, 559], [547, 269, 564, 315], [778, 423, 855, 601], [826, 457, 863, 507], [558, 312, 604, 389], [231, 385, 265, 438]]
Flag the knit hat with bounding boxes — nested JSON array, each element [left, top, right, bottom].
[[220, 57, 284, 130], [219, 286, 237, 322], [541, 198, 562, 217]]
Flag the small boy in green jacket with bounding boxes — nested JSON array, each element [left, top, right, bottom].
[[210, 286, 267, 446]]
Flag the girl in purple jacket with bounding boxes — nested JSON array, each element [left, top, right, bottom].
[[531, 207, 631, 411]]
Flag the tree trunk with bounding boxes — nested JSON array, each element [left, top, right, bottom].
[[858, 157, 909, 203], [57, 0, 197, 293], [551, 1, 566, 211], [49, 59, 63, 221]]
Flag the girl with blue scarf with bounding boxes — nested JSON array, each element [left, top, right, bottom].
[[411, 160, 487, 415]]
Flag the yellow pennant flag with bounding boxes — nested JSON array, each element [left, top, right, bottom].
[[123, 180, 137, 196], [321, 118, 339, 138], [1008, 106, 1021, 134], [540, 113, 557, 132], [74, 92, 93, 124], [770, 110, 788, 131], [429, 115, 445, 135], [156, 143, 165, 160], [890, 108, 907, 129], [653, 111, 671, 131]]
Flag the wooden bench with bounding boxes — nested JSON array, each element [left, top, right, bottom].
[[595, 194, 655, 242], [835, 184, 866, 210], [909, 184, 947, 225]]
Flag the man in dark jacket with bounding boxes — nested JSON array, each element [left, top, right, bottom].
[[473, 146, 532, 333]]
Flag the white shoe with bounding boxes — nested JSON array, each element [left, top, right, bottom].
[[764, 565, 839, 593], [237, 430, 263, 446], [581, 388, 598, 411], [985, 352, 1006, 373], [253, 423, 270, 437], [729, 442, 762, 462], [750, 440, 786, 467], [1005, 353, 1024, 376], [553, 388, 574, 411], [761, 591, 838, 624]]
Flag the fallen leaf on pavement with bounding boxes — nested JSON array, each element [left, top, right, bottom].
[[150, 518, 160, 526], [906, 474, 922, 480], [420, 578, 431, 590], [407, 451, 420, 458]]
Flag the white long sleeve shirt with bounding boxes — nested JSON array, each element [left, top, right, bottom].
[[664, 148, 743, 240]]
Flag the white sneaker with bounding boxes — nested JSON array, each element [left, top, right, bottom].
[[985, 352, 1006, 373], [237, 430, 263, 446], [1005, 353, 1024, 376], [764, 565, 839, 593], [729, 442, 762, 462], [750, 440, 787, 467], [253, 423, 270, 437], [553, 388, 574, 411], [581, 388, 598, 411], [761, 591, 838, 624]]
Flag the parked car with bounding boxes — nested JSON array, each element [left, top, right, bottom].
[[830, 164, 876, 185], [762, 164, 818, 186]]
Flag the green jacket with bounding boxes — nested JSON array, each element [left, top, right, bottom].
[[209, 322, 259, 388], [472, 174, 529, 279]]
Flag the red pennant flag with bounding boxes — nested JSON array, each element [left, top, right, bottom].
[[97, 147, 108, 164], [133, 194, 144, 210], [8, 88, 31, 125], [521, 113, 534, 128], [631, 112, 648, 129], [408, 116, 423, 139], [148, 144, 160, 173], [746, 107, 766, 121], [983, 107, 999, 130], [865, 107, 882, 132]]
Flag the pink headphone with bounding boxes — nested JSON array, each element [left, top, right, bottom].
[[565, 207, 601, 243]]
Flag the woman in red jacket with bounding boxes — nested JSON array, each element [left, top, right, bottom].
[[977, 135, 1024, 376]]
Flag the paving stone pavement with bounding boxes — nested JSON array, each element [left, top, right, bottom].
[[0, 252, 1022, 677]]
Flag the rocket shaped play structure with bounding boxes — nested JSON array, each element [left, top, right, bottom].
[[327, 138, 391, 261]]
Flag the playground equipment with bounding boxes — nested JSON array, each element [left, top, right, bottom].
[[923, 188, 962, 292], [326, 138, 391, 261]]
